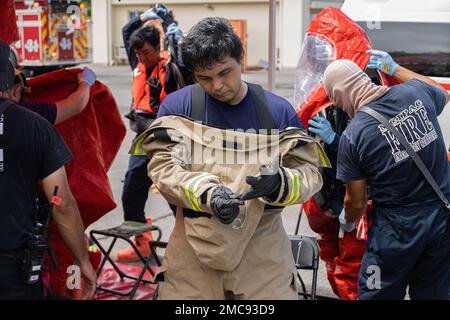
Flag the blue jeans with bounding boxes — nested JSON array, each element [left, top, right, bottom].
[[121, 155, 152, 223], [358, 199, 450, 300]]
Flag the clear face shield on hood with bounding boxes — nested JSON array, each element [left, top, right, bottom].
[[294, 7, 396, 127], [293, 33, 336, 112]]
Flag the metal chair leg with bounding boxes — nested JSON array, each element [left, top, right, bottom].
[[128, 255, 153, 300], [297, 272, 309, 300], [90, 233, 125, 279], [311, 269, 318, 300], [89, 230, 158, 299], [294, 205, 303, 235]]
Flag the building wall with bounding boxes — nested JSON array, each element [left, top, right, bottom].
[[92, 0, 344, 68], [92, 0, 111, 64], [111, 1, 275, 68]]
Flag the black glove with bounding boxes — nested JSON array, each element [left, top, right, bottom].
[[241, 156, 281, 201], [209, 185, 244, 225]]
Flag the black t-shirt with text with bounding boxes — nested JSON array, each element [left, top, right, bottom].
[[0, 101, 73, 251]]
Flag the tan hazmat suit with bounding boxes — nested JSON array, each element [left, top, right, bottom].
[[131, 115, 330, 299]]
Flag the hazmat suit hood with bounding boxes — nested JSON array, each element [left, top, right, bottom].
[[294, 7, 397, 127], [323, 59, 389, 119]]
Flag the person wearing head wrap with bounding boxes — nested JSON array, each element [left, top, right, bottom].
[[323, 59, 390, 119], [322, 53, 450, 300]]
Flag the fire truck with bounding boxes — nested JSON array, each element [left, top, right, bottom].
[[13, 0, 91, 74]]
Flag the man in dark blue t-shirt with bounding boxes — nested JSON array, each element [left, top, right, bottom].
[[158, 82, 302, 130], [323, 53, 450, 300], [153, 17, 305, 300]]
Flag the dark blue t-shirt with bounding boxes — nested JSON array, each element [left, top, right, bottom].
[[20, 99, 57, 124], [337, 79, 448, 205], [157, 84, 303, 130]]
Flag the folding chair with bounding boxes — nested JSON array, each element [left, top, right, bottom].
[[89, 221, 162, 300], [288, 234, 320, 300]]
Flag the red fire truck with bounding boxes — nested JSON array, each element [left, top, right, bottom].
[[13, 0, 91, 74]]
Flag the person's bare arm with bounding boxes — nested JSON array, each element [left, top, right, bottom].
[[42, 166, 96, 299], [393, 66, 450, 105], [344, 179, 367, 224], [54, 67, 96, 124], [54, 82, 90, 124]]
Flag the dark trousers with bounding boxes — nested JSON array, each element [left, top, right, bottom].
[[121, 154, 152, 223], [0, 256, 44, 300], [358, 200, 450, 300]]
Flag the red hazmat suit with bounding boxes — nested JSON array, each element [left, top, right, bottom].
[[0, 0, 19, 45], [25, 69, 126, 299], [294, 7, 397, 300], [294, 7, 396, 128], [303, 199, 371, 300]]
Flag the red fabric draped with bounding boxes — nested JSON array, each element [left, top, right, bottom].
[[25, 68, 126, 298], [303, 198, 371, 300]]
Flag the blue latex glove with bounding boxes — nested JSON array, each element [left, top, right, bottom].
[[166, 23, 183, 42], [78, 67, 96, 87], [366, 49, 399, 76], [308, 115, 336, 145], [339, 209, 355, 233], [141, 8, 162, 22]]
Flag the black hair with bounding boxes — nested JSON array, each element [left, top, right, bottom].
[[130, 25, 160, 50], [182, 17, 243, 72]]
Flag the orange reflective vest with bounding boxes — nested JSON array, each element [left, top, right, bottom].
[[132, 58, 168, 113]]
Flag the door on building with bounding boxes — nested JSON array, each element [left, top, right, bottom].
[[229, 19, 248, 71]]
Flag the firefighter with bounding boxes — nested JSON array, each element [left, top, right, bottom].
[[130, 17, 330, 299], [117, 5, 186, 262], [323, 53, 450, 299]]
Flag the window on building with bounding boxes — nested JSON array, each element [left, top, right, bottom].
[[129, 10, 144, 20]]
